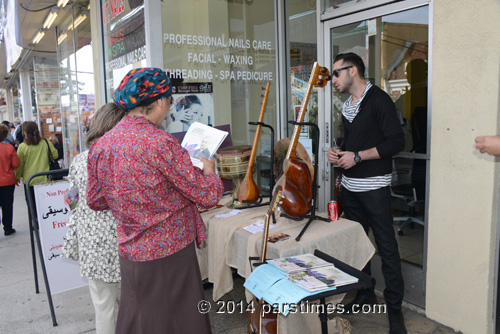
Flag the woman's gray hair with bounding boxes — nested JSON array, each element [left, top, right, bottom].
[[85, 103, 126, 148]]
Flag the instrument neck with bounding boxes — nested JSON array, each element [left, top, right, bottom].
[[286, 82, 313, 161]]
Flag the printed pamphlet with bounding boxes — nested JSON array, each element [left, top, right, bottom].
[[181, 122, 228, 169], [288, 265, 359, 292], [266, 253, 331, 274]]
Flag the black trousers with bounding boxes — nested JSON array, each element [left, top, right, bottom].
[[0, 184, 15, 232], [341, 186, 404, 310]]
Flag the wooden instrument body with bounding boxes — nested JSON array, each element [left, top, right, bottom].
[[278, 63, 331, 218], [277, 157, 313, 217], [238, 82, 271, 203], [247, 187, 283, 334]]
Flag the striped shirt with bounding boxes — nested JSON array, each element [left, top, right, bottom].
[[342, 81, 372, 123], [341, 82, 391, 192]]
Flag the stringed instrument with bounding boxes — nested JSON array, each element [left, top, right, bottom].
[[248, 186, 283, 334], [237, 82, 271, 203], [277, 63, 331, 218]]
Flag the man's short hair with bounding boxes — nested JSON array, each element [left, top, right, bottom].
[[333, 52, 365, 79]]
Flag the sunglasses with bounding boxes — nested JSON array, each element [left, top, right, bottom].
[[332, 65, 353, 78]]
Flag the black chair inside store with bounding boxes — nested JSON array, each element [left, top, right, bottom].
[[391, 107, 427, 235]]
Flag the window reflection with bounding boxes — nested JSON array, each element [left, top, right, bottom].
[[330, 6, 429, 267]]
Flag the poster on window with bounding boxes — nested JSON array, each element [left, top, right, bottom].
[[34, 181, 87, 294], [166, 82, 215, 134]]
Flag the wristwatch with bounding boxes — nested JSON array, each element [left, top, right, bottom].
[[354, 152, 362, 164]]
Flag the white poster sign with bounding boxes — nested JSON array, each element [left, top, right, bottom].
[[34, 181, 87, 294]]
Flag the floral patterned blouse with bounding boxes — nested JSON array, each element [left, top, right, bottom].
[[60, 151, 120, 283], [87, 115, 224, 262]]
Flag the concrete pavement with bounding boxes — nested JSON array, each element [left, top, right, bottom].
[[0, 184, 460, 334]]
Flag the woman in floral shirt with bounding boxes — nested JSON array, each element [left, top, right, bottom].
[[61, 103, 126, 334], [87, 68, 223, 334]]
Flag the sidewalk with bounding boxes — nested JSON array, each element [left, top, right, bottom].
[[0, 185, 459, 334]]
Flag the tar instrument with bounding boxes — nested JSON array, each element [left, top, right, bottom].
[[237, 82, 271, 203], [248, 186, 283, 334], [276, 62, 331, 218]]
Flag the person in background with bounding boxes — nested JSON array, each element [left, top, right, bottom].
[[61, 103, 126, 334], [1, 121, 17, 147], [49, 135, 64, 167], [87, 68, 224, 334], [0, 124, 19, 236], [13, 119, 23, 143], [475, 136, 500, 156], [327, 53, 406, 334], [15, 121, 59, 215]]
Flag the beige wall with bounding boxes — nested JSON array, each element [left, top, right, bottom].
[[426, 0, 500, 333]]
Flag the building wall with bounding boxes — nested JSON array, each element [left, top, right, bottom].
[[426, 0, 500, 333]]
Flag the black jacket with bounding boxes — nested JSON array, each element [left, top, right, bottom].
[[341, 85, 405, 178]]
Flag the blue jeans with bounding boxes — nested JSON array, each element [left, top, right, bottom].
[[341, 186, 404, 309]]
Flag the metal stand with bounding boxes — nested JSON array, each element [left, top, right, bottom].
[[280, 121, 329, 241], [305, 250, 373, 334], [26, 169, 69, 327], [239, 121, 275, 209]]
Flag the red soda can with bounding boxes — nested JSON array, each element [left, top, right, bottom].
[[328, 200, 339, 221]]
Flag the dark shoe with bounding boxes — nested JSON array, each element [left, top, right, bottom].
[[388, 308, 407, 334], [5, 229, 16, 236], [342, 289, 378, 314]]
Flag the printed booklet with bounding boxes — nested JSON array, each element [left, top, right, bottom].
[[288, 265, 359, 292], [181, 122, 228, 169], [245, 254, 360, 315], [266, 253, 332, 274]]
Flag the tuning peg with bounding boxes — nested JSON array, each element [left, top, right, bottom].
[[260, 94, 264, 98], [317, 79, 324, 86], [325, 75, 332, 81], [261, 86, 266, 90], [320, 67, 328, 73]]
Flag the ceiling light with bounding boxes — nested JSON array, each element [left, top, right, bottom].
[[58, 32, 67, 45], [43, 7, 59, 29], [68, 10, 88, 30], [57, 0, 70, 8], [32, 29, 46, 44]]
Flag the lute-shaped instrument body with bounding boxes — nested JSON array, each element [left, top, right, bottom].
[[277, 63, 331, 217], [237, 82, 271, 203]]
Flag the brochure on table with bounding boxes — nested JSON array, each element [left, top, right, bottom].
[[267, 253, 331, 274], [244, 264, 338, 316], [289, 265, 359, 292], [181, 122, 228, 169]]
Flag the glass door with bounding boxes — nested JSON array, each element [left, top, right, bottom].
[[323, 3, 430, 307]]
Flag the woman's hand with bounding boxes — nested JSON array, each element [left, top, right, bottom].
[[200, 157, 216, 175]]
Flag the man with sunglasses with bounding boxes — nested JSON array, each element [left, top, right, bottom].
[[327, 52, 406, 334]]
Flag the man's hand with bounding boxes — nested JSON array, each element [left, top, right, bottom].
[[200, 157, 216, 175], [327, 147, 342, 164], [475, 135, 500, 157], [337, 151, 356, 170]]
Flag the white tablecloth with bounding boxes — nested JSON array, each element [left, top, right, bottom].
[[198, 203, 375, 333]]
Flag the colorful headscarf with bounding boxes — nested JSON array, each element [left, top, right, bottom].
[[112, 67, 172, 111]]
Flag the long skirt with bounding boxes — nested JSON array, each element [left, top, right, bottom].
[[116, 243, 211, 334]]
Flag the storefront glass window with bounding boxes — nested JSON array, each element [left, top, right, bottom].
[[288, 0, 318, 159], [161, 0, 276, 139], [330, 5, 429, 267], [101, 0, 146, 100], [33, 56, 61, 144], [161, 0, 277, 193], [57, 5, 93, 166]]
